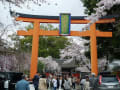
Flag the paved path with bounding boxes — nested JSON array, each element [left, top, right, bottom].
[[30, 85, 76, 90], [29, 84, 35, 90]]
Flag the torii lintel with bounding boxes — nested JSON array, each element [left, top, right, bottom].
[[14, 12, 115, 24], [17, 30, 112, 37], [16, 17, 115, 24]]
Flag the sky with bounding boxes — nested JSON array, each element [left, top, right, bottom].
[[0, 0, 86, 29], [0, 0, 87, 44], [13, 0, 86, 16]]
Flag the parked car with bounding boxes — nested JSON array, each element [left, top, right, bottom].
[[0, 72, 23, 90], [95, 73, 120, 90]]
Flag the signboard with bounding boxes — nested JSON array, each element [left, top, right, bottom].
[[60, 13, 71, 35]]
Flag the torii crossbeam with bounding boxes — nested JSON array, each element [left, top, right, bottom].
[[15, 13, 115, 78]]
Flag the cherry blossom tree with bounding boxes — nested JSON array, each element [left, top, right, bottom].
[[0, 50, 31, 72], [60, 40, 111, 71], [60, 41, 91, 70], [38, 56, 61, 72], [84, 0, 120, 30], [0, 53, 17, 72], [0, 0, 48, 7], [0, 0, 57, 8]]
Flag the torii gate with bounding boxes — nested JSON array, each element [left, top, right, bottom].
[[15, 13, 115, 78]]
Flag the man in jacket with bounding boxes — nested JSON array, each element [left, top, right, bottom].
[[15, 75, 30, 90], [89, 73, 97, 90], [33, 73, 40, 90]]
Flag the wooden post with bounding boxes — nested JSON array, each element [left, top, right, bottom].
[[30, 21, 40, 78], [90, 23, 98, 76]]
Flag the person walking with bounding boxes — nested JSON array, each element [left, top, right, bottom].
[[57, 76, 60, 89], [49, 74, 53, 89], [63, 76, 71, 90], [72, 76, 76, 89], [58, 76, 64, 90], [46, 76, 50, 89], [39, 77, 47, 90], [4, 77, 9, 90], [15, 75, 30, 90], [89, 73, 96, 90], [84, 76, 90, 90], [75, 77, 81, 90], [33, 73, 40, 90], [68, 75, 72, 88], [80, 77, 86, 90], [52, 75, 57, 90]]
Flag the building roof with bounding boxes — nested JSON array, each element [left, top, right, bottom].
[[53, 59, 77, 68], [53, 59, 91, 72], [75, 66, 90, 72]]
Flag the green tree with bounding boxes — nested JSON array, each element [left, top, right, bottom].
[[38, 36, 69, 58], [37, 61, 45, 73], [81, 0, 100, 15], [11, 24, 70, 58]]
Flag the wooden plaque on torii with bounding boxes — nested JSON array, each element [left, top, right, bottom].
[[15, 13, 115, 78]]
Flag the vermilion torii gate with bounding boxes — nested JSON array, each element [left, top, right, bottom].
[[15, 13, 115, 78]]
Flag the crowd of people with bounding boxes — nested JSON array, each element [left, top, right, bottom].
[[3, 72, 97, 90], [32, 73, 96, 90]]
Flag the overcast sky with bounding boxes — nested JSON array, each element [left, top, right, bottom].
[[13, 0, 86, 16], [0, 0, 86, 28], [0, 0, 87, 44]]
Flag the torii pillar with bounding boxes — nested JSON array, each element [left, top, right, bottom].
[[16, 13, 115, 78]]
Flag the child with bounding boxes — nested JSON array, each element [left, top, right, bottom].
[[4, 78, 9, 90]]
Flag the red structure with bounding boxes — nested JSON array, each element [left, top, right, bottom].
[[15, 12, 115, 78]]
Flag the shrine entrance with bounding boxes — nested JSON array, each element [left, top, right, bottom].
[[15, 13, 115, 78]]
